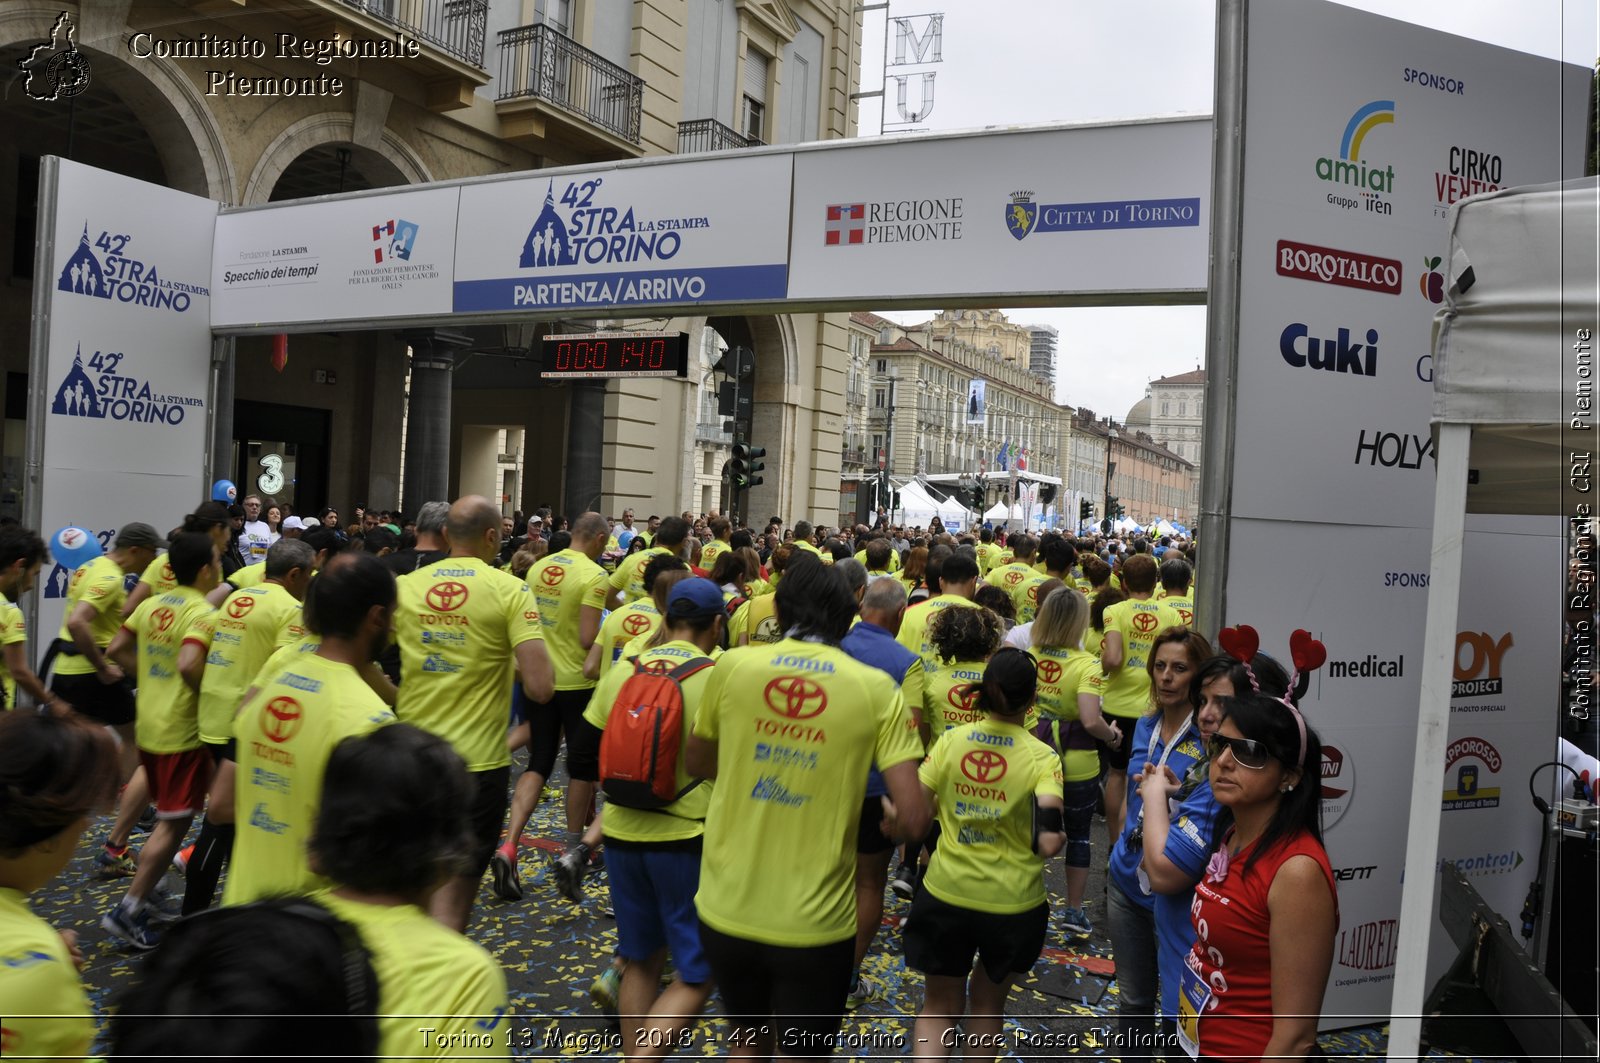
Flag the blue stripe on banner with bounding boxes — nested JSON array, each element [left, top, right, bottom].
[[453, 264, 788, 313], [1034, 198, 1201, 233]]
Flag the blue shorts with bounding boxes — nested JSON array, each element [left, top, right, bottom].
[[509, 681, 527, 726], [605, 843, 711, 983]]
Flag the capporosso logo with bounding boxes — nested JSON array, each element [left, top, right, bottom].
[[50, 343, 204, 427], [1442, 735, 1501, 811], [1316, 100, 1396, 217], [57, 223, 209, 312]]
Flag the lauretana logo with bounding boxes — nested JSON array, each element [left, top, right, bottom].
[[1336, 918, 1397, 971], [1280, 323, 1378, 378], [1315, 100, 1396, 217], [1275, 240, 1401, 295]]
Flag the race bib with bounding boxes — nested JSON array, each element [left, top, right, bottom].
[[1175, 962, 1210, 1059]]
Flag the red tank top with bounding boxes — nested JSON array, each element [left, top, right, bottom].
[[1185, 828, 1337, 1060]]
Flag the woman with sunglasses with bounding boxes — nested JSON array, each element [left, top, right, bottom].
[[1104, 626, 1213, 1063], [1136, 652, 1290, 1045], [905, 647, 1065, 1060], [1181, 682, 1336, 1060]]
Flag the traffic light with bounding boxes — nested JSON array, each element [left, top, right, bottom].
[[1079, 499, 1093, 522], [1107, 496, 1125, 518], [1039, 484, 1057, 506], [731, 442, 766, 490]]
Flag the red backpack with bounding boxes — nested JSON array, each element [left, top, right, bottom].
[[599, 656, 715, 809]]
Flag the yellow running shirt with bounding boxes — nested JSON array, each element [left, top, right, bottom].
[[1031, 645, 1106, 782], [227, 560, 267, 591], [693, 638, 923, 947], [225, 653, 393, 905], [316, 891, 510, 1060], [528, 548, 608, 690], [125, 586, 213, 754], [896, 594, 979, 671], [0, 592, 26, 708], [595, 598, 660, 682], [988, 560, 1036, 599], [1156, 594, 1195, 632], [137, 553, 177, 596], [1009, 569, 1052, 625], [918, 718, 1062, 913], [53, 554, 127, 676], [700, 538, 731, 572], [922, 658, 988, 736], [0, 887, 93, 1061], [730, 592, 782, 646], [609, 545, 673, 604], [1101, 597, 1164, 719], [193, 581, 303, 745], [583, 639, 715, 843], [394, 557, 543, 771]]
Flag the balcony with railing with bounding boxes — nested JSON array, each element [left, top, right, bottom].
[[841, 447, 869, 468], [324, 0, 491, 108], [677, 118, 763, 155], [696, 421, 733, 446], [496, 23, 644, 155]]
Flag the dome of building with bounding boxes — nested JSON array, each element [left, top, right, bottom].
[[1125, 395, 1152, 430]]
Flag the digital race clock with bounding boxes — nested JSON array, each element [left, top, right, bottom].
[[539, 331, 690, 379]]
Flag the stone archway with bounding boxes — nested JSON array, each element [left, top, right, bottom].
[[704, 313, 796, 524], [241, 113, 432, 205]]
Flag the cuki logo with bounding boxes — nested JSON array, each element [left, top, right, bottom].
[[1280, 323, 1378, 378], [824, 204, 865, 246]]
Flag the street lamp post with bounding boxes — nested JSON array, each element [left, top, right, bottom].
[[1103, 427, 1119, 532]]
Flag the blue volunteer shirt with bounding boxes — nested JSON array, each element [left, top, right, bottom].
[[840, 620, 919, 799], [1154, 774, 1223, 1019], [1107, 714, 1206, 908]]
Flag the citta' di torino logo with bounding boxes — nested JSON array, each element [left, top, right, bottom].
[[57, 223, 209, 312]]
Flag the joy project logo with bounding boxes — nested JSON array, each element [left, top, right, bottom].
[[1453, 632, 1511, 699], [1315, 100, 1396, 217]]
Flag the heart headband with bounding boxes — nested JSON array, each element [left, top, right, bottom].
[[1217, 624, 1326, 767]]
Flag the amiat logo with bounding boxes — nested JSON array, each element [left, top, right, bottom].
[[1315, 100, 1396, 217], [58, 223, 208, 312], [50, 344, 204, 426]]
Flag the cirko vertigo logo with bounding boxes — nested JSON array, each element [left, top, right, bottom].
[[1435, 145, 1502, 216], [1280, 323, 1377, 378], [1316, 100, 1396, 217], [1442, 735, 1502, 811], [1320, 743, 1356, 830], [1275, 240, 1402, 296]]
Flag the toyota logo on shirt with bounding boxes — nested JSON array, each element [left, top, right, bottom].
[[764, 676, 828, 719], [426, 581, 470, 611]]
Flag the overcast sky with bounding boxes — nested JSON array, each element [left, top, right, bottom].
[[860, 0, 1597, 420]]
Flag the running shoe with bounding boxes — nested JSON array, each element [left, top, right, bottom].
[[554, 843, 589, 903], [589, 964, 621, 1013], [845, 975, 880, 1009], [888, 864, 916, 900], [1062, 906, 1093, 937], [94, 845, 136, 878], [134, 804, 157, 833], [172, 843, 195, 875], [101, 905, 160, 950], [489, 846, 523, 902], [145, 882, 183, 924]]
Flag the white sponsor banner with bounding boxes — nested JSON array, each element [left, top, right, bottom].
[[211, 186, 459, 328], [452, 154, 792, 314], [1230, 0, 1589, 527], [787, 121, 1211, 302], [34, 159, 216, 644], [1224, 514, 1558, 1021]]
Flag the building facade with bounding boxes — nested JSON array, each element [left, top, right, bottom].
[[1125, 368, 1205, 523], [1071, 409, 1194, 527], [1, 0, 864, 525], [1025, 324, 1058, 388]]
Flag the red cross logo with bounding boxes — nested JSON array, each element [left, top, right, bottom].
[[1037, 659, 1062, 684], [1005, 570, 1024, 586], [151, 606, 175, 633], [1132, 610, 1160, 633], [961, 749, 1009, 784], [764, 676, 828, 719], [540, 565, 566, 587], [226, 596, 255, 619], [947, 684, 981, 712], [426, 581, 469, 612], [260, 696, 303, 743], [824, 203, 865, 246], [622, 612, 653, 636]]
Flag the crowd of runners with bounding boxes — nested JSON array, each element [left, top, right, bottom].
[[0, 498, 1341, 1061]]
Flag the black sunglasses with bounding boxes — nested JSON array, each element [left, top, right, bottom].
[[1207, 733, 1272, 770]]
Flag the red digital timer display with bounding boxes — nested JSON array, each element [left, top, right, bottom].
[[539, 332, 689, 379]]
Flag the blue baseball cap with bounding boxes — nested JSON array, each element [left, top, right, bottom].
[[667, 577, 725, 620]]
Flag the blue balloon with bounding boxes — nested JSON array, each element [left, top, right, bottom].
[[50, 526, 104, 571], [212, 479, 237, 503]]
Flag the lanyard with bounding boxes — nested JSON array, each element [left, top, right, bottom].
[[1147, 714, 1193, 773]]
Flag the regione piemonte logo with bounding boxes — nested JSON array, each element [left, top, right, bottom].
[[824, 204, 865, 246]]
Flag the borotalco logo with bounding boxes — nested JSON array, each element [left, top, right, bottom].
[[150, 606, 176, 633], [520, 177, 687, 271], [1315, 100, 1396, 217], [1320, 743, 1356, 831], [1336, 918, 1397, 972], [1453, 631, 1510, 699], [226, 596, 256, 619], [1442, 735, 1502, 811], [260, 696, 303, 743], [51, 343, 205, 427], [539, 564, 566, 587], [621, 612, 653, 636], [425, 581, 470, 612], [1036, 659, 1063, 685], [1275, 239, 1402, 296], [1354, 429, 1433, 470], [960, 749, 1008, 784], [763, 676, 828, 720], [1280, 323, 1378, 378], [57, 222, 207, 312]]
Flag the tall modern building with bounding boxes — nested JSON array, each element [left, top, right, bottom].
[[1025, 324, 1058, 388]]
